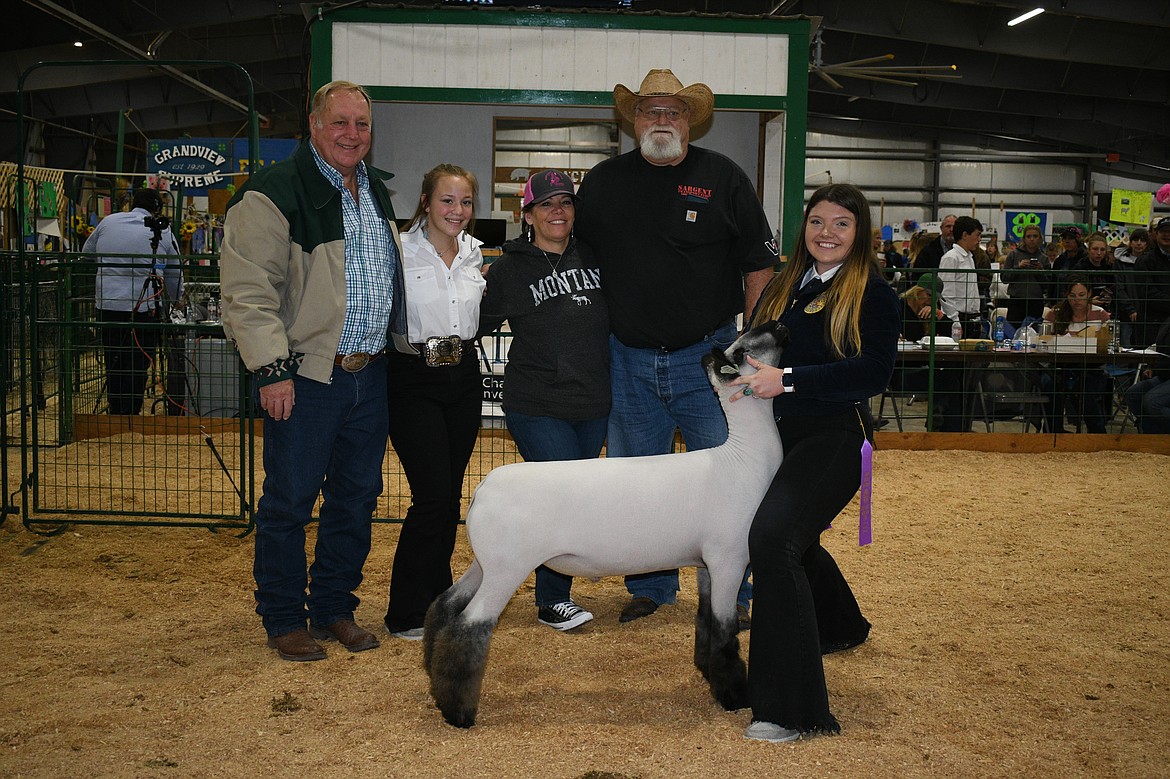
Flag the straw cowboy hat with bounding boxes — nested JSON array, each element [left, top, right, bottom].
[[613, 69, 714, 127]]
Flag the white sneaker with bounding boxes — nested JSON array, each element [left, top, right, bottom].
[[744, 721, 801, 743], [537, 601, 594, 631]]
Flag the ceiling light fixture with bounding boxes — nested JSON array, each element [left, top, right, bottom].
[[73, 40, 83, 47], [1007, 8, 1045, 26]]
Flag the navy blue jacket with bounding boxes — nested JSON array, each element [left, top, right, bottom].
[[771, 270, 901, 418]]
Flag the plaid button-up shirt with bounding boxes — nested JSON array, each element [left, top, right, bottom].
[[310, 143, 396, 355]]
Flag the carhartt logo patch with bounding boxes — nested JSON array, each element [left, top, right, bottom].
[[686, 210, 698, 222]]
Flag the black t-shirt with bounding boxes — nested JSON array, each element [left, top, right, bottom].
[[575, 145, 776, 350]]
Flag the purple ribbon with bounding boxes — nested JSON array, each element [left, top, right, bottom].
[[859, 438, 874, 546]]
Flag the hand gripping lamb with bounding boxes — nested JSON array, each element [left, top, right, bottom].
[[423, 320, 789, 727]]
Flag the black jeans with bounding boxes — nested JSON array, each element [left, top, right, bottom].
[[383, 346, 482, 632], [98, 308, 157, 415], [747, 407, 872, 733]]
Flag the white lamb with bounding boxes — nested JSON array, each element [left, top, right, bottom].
[[423, 320, 788, 728]]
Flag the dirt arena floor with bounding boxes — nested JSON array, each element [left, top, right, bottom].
[[2, 449, 1168, 778]]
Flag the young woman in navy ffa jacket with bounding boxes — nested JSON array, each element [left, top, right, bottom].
[[731, 183, 901, 743]]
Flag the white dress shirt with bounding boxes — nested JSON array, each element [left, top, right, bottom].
[[400, 224, 485, 342], [938, 243, 981, 319]]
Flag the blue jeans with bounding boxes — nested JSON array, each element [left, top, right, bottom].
[[607, 325, 752, 609], [505, 411, 608, 606], [253, 363, 388, 638], [1126, 376, 1170, 434]]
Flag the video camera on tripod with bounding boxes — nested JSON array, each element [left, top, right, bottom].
[[143, 213, 171, 256]]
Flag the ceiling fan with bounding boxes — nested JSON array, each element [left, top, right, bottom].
[[808, 28, 961, 89]]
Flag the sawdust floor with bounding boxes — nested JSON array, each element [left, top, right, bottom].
[[1, 450, 1168, 778]]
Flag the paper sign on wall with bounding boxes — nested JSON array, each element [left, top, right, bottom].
[[1109, 189, 1152, 226]]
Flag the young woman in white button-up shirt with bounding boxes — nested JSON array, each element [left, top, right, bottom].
[[383, 164, 486, 640]]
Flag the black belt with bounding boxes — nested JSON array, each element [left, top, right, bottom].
[[334, 350, 385, 372]]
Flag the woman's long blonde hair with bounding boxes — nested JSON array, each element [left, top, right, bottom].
[[751, 183, 880, 358]]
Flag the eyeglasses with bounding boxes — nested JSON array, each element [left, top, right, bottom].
[[635, 106, 689, 122]]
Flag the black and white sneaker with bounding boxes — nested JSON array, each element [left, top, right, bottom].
[[537, 601, 594, 631]]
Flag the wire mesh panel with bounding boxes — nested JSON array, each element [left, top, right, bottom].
[[18, 256, 254, 530], [876, 264, 1166, 434]]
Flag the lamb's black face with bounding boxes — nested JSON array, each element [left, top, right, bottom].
[[701, 320, 789, 384]]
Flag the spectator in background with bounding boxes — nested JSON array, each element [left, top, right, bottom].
[[1074, 231, 1115, 312], [1131, 217, 1170, 348], [1045, 239, 1062, 266], [1040, 278, 1112, 434], [984, 236, 1000, 266], [910, 214, 956, 281], [83, 187, 183, 416], [898, 274, 965, 431], [899, 274, 946, 342], [1114, 228, 1148, 347], [882, 239, 905, 269], [1124, 319, 1170, 433], [1002, 224, 1052, 327], [938, 216, 984, 337], [906, 231, 934, 269], [972, 242, 994, 312], [1052, 227, 1087, 273]]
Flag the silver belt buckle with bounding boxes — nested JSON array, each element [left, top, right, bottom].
[[424, 335, 463, 367], [340, 352, 372, 373]]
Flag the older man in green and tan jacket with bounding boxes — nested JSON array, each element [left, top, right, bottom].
[[221, 80, 412, 662]]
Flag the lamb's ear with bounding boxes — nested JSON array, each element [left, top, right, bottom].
[[702, 348, 739, 384]]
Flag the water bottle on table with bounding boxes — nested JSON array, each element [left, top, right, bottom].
[[951, 319, 963, 342], [993, 316, 1006, 349]]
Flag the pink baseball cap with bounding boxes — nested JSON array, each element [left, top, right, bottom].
[[522, 169, 576, 209]]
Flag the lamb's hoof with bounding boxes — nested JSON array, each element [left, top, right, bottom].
[[442, 708, 477, 729], [713, 678, 750, 711]]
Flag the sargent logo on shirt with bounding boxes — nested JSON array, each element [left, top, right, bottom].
[[678, 184, 713, 203]]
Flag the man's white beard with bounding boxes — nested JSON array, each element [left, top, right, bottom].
[[640, 127, 684, 162]]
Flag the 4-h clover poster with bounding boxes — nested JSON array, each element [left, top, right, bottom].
[[1000, 210, 1052, 243]]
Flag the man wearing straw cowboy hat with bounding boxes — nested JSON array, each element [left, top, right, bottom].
[[576, 68, 777, 624]]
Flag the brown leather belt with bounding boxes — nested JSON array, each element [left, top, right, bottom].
[[334, 350, 385, 373]]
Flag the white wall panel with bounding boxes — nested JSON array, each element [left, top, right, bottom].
[[476, 26, 511, 89], [334, 23, 790, 97], [670, 31, 706, 85], [507, 27, 543, 89], [412, 25, 446, 86], [603, 31, 641, 88], [572, 28, 608, 91], [732, 34, 768, 95], [444, 25, 480, 89]]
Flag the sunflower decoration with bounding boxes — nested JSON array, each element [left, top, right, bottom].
[[180, 220, 197, 238], [72, 214, 95, 241]]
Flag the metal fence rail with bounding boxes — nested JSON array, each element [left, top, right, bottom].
[[4, 257, 1165, 533]]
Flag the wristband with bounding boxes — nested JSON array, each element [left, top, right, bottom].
[[781, 367, 795, 393]]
